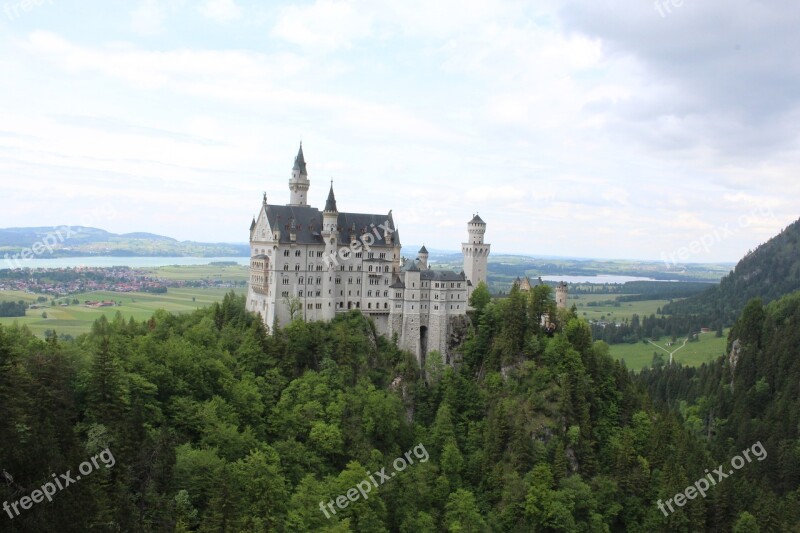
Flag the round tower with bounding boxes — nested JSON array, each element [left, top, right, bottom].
[[556, 281, 568, 310], [320, 183, 339, 320], [288, 142, 310, 205], [462, 214, 490, 292]]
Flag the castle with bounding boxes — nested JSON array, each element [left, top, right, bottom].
[[246, 144, 490, 364]]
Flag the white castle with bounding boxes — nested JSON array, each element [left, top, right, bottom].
[[246, 144, 490, 363]]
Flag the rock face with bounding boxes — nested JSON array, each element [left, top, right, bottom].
[[728, 338, 741, 392], [446, 314, 471, 365]]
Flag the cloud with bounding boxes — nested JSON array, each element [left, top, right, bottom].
[[271, 0, 373, 51], [198, 0, 242, 23], [558, 0, 800, 157], [130, 0, 167, 36]]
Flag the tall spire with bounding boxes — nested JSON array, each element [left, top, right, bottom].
[[293, 142, 307, 175], [288, 142, 310, 205], [324, 181, 338, 212]]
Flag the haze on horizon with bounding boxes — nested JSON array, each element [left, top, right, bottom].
[[1, 0, 798, 263]]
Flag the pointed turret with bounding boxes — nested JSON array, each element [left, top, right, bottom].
[[288, 142, 310, 205], [293, 143, 307, 174], [418, 244, 429, 269], [324, 182, 338, 213]]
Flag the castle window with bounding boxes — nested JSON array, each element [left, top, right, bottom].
[[317, 251, 323, 257], [357, 265, 361, 271], [308, 278, 313, 285], [298, 290, 303, 297], [316, 277, 321, 284], [316, 303, 322, 309], [295, 250, 301, 256], [434, 305, 438, 310], [284, 250, 290, 256], [458, 283, 462, 288], [368, 265, 373, 272], [316, 290, 321, 297], [379, 252, 386, 259], [317, 265, 322, 271], [368, 303, 372, 309], [349, 266, 353, 271], [357, 278, 361, 284], [368, 252, 374, 259], [383, 291, 388, 297], [335, 277, 341, 284], [434, 294, 439, 300], [355, 252, 362, 258], [309, 251, 313, 257], [282, 291, 289, 297], [348, 277, 352, 284], [384, 302, 388, 309], [299, 276, 304, 284], [307, 303, 312, 309], [282, 278, 289, 285], [283, 264, 289, 271], [295, 264, 300, 271], [367, 291, 372, 297]]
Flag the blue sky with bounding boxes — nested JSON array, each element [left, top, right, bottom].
[[0, 0, 798, 262]]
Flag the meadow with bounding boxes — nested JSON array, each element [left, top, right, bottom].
[[0, 286, 243, 337], [569, 293, 672, 323], [608, 328, 730, 370]]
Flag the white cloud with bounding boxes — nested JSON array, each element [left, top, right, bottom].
[[199, 0, 242, 23], [271, 0, 373, 51], [130, 0, 167, 36]]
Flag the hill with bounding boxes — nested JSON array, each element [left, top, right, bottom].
[[663, 217, 800, 324], [0, 226, 249, 258]]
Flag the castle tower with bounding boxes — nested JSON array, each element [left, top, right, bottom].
[[462, 214, 490, 294], [418, 244, 429, 269], [556, 281, 568, 310], [320, 183, 339, 320], [288, 143, 310, 205]]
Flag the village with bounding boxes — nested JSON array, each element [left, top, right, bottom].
[[0, 266, 242, 298]]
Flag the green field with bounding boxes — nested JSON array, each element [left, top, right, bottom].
[[0, 287, 243, 337], [139, 264, 248, 282], [609, 329, 730, 370], [569, 294, 674, 323]]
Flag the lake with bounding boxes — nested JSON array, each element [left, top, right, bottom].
[[2, 256, 250, 269]]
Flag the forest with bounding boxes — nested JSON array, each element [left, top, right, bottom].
[[1, 284, 798, 531]]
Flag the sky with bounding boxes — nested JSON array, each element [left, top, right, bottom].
[[0, 0, 798, 263]]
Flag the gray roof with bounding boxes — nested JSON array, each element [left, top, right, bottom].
[[263, 204, 398, 246], [421, 270, 466, 282], [390, 276, 405, 289], [399, 257, 465, 281], [293, 143, 307, 174], [469, 213, 485, 224], [419, 244, 428, 254]]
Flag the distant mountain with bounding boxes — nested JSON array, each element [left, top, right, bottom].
[[0, 226, 249, 258], [663, 216, 800, 324]]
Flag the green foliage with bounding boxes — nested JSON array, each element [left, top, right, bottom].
[[1, 288, 796, 530]]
